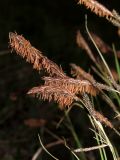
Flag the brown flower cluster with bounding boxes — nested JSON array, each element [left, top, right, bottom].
[[77, 0, 120, 27], [43, 77, 97, 96], [9, 32, 99, 109], [78, 0, 113, 19], [9, 32, 66, 78], [9, 32, 117, 129], [28, 85, 79, 109]]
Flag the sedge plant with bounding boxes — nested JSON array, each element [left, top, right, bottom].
[[8, 1, 120, 159]]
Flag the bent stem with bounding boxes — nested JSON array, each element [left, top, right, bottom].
[[38, 134, 59, 160]]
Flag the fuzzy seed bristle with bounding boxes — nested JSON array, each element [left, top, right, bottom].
[[43, 77, 98, 96], [70, 63, 95, 83], [28, 85, 79, 109], [78, 0, 120, 28], [9, 32, 67, 78], [78, 0, 113, 19]]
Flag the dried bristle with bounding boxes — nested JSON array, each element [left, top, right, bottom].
[[110, 17, 120, 28], [113, 10, 120, 21], [43, 77, 98, 96], [78, 0, 120, 28], [70, 63, 95, 83], [70, 64, 114, 92], [78, 0, 113, 19], [28, 85, 79, 109], [111, 10, 120, 27], [9, 32, 66, 78]]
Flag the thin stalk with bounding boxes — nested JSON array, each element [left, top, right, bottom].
[[85, 15, 114, 80], [38, 134, 59, 160], [65, 111, 86, 160]]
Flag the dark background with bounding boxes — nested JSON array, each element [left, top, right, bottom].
[[0, 0, 120, 159]]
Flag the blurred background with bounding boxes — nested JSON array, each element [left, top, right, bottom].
[[0, 0, 120, 159]]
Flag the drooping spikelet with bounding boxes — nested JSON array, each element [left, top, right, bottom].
[[90, 33, 112, 54], [93, 110, 113, 128], [28, 85, 79, 109], [70, 63, 116, 93], [76, 30, 96, 63], [76, 30, 120, 61], [77, 0, 120, 27], [82, 93, 113, 129], [9, 32, 67, 78], [78, 0, 113, 19], [111, 10, 120, 28], [70, 63, 95, 83], [43, 77, 98, 96]]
